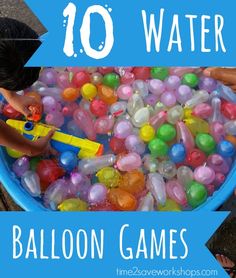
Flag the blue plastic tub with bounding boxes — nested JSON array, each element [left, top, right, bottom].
[[0, 73, 235, 211], [0, 143, 235, 211]]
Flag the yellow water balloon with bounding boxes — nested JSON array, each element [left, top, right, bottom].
[[139, 124, 155, 142], [184, 116, 209, 136], [157, 199, 181, 212], [58, 198, 88, 211], [81, 83, 97, 101], [96, 167, 121, 188], [6, 148, 22, 159]]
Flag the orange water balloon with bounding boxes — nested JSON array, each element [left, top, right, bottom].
[[62, 88, 80, 102], [119, 170, 145, 194], [108, 188, 137, 211], [98, 85, 118, 105]]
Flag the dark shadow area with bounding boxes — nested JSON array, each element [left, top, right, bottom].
[[207, 215, 236, 265]]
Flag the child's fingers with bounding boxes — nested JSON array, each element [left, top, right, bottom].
[[221, 81, 231, 86], [49, 145, 58, 156], [221, 255, 228, 265], [22, 107, 32, 117], [203, 67, 236, 84], [45, 129, 55, 141], [215, 254, 223, 265], [230, 85, 236, 92]]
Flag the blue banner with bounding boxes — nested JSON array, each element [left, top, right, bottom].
[[25, 0, 236, 67], [0, 212, 229, 277]]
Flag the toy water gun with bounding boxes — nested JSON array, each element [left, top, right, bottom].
[[6, 119, 104, 159]]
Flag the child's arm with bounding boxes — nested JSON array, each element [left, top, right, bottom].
[[0, 120, 55, 157], [203, 68, 236, 92], [0, 88, 41, 117]]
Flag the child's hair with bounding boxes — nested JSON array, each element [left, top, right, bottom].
[[0, 17, 41, 91]]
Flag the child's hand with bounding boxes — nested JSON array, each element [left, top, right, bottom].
[[203, 68, 236, 92], [0, 88, 42, 118], [30, 129, 58, 157], [0, 120, 57, 158], [7, 93, 41, 118]]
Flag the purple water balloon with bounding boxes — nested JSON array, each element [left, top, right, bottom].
[[12, 156, 30, 177], [148, 79, 165, 96], [70, 172, 84, 186], [42, 96, 61, 113], [70, 172, 91, 201], [88, 183, 107, 205], [125, 134, 146, 154], [37, 87, 62, 101], [198, 77, 217, 93], [113, 120, 133, 139], [43, 179, 71, 210], [165, 75, 181, 90], [144, 94, 159, 106], [176, 85, 193, 104], [160, 91, 176, 107], [39, 68, 58, 86], [207, 154, 229, 174]]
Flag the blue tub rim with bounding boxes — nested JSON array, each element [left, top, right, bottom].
[[0, 146, 235, 211]]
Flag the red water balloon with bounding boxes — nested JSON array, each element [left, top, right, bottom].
[[72, 71, 90, 88], [186, 149, 207, 168]]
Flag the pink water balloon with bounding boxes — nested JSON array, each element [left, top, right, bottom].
[[169, 67, 195, 77], [62, 102, 79, 117], [94, 116, 115, 134], [45, 111, 64, 128], [117, 153, 142, 171], [150, 111, 167, 129], [121, 72, 135, 85], [192, 103, 213, 119], [209, 122, 225, 143], [57, 72, 73, 89], [176, 121, 195, 152], [194, 166, 216, 185], [213, 173, 226, 187], [117, 85, 133, 100], [166, 180, 187, 206], [73, 108, 96, 140]]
